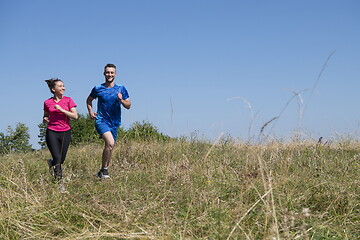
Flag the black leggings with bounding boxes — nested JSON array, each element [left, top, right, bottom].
[[46, 129, 71, 177]]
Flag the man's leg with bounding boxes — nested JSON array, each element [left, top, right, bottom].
[[97, 131, 115, 178], [101, 131, 115, 168]]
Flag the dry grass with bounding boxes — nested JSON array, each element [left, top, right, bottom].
[[0, 138, 359, 239]]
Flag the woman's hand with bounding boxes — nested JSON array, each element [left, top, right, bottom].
[[43, 116, 49, 123], [54, 105, 62, 111]]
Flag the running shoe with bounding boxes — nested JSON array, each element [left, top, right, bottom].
[[97, 168, 110, 179], [58, 181, 68, 193]]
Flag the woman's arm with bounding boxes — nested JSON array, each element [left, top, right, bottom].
[[54, 105, 78, 120], [43, 111, 50, 123]]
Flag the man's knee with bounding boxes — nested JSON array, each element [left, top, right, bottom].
[[105, 142, 115, 151], [102, 132, 115, 150]]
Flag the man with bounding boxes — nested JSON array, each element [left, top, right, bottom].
[[86, 63, 131, 178]]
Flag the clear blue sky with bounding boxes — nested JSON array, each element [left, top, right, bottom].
[[1, 0, 359, 148]]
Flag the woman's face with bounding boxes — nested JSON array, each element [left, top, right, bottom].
[[52, 81, 65, 95]]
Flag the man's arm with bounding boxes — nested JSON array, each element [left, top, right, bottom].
[[86, 95, 97, 119], [117, 92, 131, 109], [120, 98, 131, 109]]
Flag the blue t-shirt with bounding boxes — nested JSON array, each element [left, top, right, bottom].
[[90, 83, 129, 127]]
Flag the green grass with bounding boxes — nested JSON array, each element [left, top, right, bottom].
[[0, 139, 359, 239]]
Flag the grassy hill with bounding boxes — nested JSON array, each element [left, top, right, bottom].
[[0, 139, 359, 239]]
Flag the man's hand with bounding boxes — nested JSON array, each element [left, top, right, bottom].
[[117, 92, 123, 101], [89, 112, 97, 120]]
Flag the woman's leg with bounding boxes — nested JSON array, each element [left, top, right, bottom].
[[46, 129, 62, 180], [60, 130, 71, 165], [46, 129, 71, 181], [46, 129, 61, 166]]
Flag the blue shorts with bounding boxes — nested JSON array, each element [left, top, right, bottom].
[[95, 121, 119, 142]]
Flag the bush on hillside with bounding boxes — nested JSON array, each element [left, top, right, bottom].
[[38, 115, 171, 148], [38, 113, 101, 148], [125, 121, 170, 141], [70, 113, 102, 145], [0, 123, 32, 154], [37, 122, 47, 148]]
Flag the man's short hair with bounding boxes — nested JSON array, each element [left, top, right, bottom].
[[104, 63, 116, 70]]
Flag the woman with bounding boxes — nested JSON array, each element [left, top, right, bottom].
[[43, 78, 78, 183]]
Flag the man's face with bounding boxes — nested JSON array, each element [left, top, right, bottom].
[[104, 67, 116, 82]]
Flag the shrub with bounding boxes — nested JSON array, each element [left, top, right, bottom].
[[70, 113, 101, 145], [125, 121, 171, 141], [38, 116, 171, 147], [0, 123, 32, 154]]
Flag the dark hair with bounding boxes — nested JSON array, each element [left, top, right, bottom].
[[45, 78, 62, 93], [104, 63, 116, 71]]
